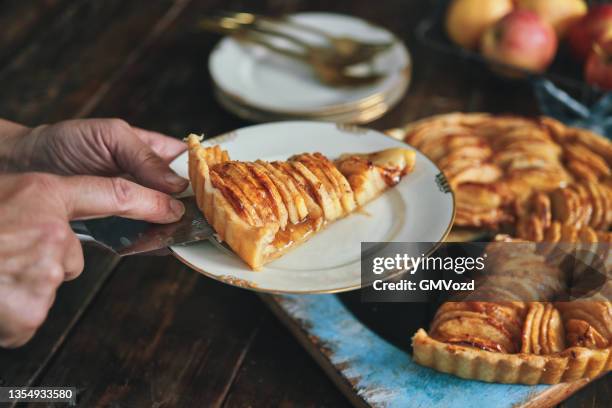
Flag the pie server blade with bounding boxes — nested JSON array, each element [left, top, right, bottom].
[[70, 196, 214, 256]]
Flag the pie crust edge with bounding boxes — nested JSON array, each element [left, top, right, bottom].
[[412, 329, 612, 384]]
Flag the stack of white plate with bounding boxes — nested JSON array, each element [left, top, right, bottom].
[[208, 12, 411, 124]]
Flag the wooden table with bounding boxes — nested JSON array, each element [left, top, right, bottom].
[[0, 1, 608, 407]]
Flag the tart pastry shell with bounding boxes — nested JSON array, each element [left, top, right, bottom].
[[412, 329, 612, 384]]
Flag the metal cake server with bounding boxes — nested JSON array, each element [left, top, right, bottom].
[[70, 196, 214, 256]]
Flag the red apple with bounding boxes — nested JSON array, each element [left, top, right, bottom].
[[481, 10, 558, 76], [567, 4, 612, 62], [585, 37, 612, 90], [515, 0, 587, 38]]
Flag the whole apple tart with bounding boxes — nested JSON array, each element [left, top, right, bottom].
[[388, 113, 612, 384]]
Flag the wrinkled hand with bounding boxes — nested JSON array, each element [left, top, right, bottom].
[[0, 119, 189, 347], [0, 170, 189, 347], [2, 118, 189, 194]]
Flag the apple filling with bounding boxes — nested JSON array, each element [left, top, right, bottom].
[[268, 216, 320, 253]]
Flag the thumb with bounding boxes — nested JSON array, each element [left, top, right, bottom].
[[57, 175, 185, 223], [103, 120, 188, 194]]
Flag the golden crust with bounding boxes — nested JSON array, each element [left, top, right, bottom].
[[412, 329, 612, 384]]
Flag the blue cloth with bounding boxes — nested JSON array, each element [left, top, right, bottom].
[[532, 78, 612, 138]]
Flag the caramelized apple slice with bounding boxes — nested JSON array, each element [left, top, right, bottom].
[[538, 303, 565, 355], [257, 161, 309, 224], [565, 319, 609, 348], [447, 163, 502, 187], [310, 153, 356, 213], [586, 181, 605, 229], [550, 187, 580, 226], [521, 303, 545, 354], [604, 183, 612, 228], [289, 159, 344, 221], [596, 183, 610, 230], [516, 215, 544, 242], [291, 153, 356, 214], [572, 183, 593, 227], [272, 161, 333, 220], [555, 301, 612, 347], [421, 135, 488, 162], [455, 183, 503, 212], [532, 192, 552, 229], [564, 143, 610, 179], [567, 159, 599, 182], [209, 169, 262, 226], [573, 129, 612, 165], [543, 221, 562, 243], [335, 148, 415, 206], [244, 162, 289, 229], [431, 316, 516, 354], [437, 146, 492, 169], [213, 162, 277, 224], [430, 302, 523, 354]]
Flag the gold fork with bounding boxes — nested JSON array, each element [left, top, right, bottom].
[[200, 16, 386, 86], [214, 11, 396, 66]]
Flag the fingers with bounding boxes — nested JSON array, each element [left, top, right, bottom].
[[63, 232, 84, 281], [0, 220, 76, 348], [0, 118, 30, 136], [58, 175, 186, 223], [103, 120, 188, 194], [0, 288, 47, 348], [132, 127, 187, 163]]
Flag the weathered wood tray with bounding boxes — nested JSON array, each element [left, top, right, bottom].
[[261, 294, 598, 408]]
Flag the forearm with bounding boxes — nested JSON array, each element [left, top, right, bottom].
[[0, 119, 32, 172]]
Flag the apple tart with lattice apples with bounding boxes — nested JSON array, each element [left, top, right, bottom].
[[187, 134, 415, 270]]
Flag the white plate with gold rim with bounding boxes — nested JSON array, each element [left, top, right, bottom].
[[209, 12, 411, 117], [169, 121, 454, 294]]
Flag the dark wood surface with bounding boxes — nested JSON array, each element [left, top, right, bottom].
[[0, 0, 608, 407]]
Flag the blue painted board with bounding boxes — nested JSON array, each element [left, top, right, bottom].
[[265, 294, 593, 408]]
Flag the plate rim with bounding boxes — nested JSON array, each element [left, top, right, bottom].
[[169, 121, 456, 294], [208, 11, 412, 116]]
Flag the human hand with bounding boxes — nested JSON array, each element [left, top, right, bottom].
[[0, 171, 186, 347], [0, 118, 188, 194], [0, 118, 189, 347]]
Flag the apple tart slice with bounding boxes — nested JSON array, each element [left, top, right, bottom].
[[187, 134, 415, 270]]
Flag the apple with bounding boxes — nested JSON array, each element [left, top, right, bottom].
[[481, 10, 558, 76], [445, 0, 514, 50], [515, 0, 587, 37], [567, 4, 612, 62], [585, 37, 612, 90]]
